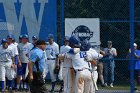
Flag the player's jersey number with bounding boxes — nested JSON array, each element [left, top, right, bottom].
[[80, 52, 86, 58]]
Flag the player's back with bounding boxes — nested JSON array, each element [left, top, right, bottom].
[[67, 51, 90, 70]]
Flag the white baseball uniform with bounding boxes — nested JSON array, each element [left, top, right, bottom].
[[9, 43, 19, 57], [60, 45, 75, 93], [66, 50, 97, 93], [86, 48, 100, 91], [0, 46, 14, 81], [9, 43, 19, 77], [45, 42, 59, 82]]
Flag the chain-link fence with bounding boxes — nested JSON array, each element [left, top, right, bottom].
[[0, 0, 139, 92], [62, 0, 140, 92]]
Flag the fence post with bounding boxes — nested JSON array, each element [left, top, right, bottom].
[[130, 0, 134, 92], [60, 0, 64, 46]]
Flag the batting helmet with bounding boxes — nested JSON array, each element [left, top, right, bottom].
[[69, 35, 81, 48], [80, 39, 91, 51]]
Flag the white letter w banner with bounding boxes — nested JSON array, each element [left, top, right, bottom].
[[0, 0, 57, 41]]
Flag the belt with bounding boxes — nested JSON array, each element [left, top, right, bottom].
[[63, 67, 73, 69], [47, 58, 56, 60], [0, 61, 8, 62], [77, 68, 90, 71]]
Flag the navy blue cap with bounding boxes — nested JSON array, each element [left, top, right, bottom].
[[1, 38, 8, 44], [7, 34, 14, 40], [48, 34, 54, 39], [19, 35, 22, 39], [32, 35, 38, 40]]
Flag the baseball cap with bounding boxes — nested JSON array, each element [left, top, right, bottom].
[[1, 38, 8, 44], [32, 35, 38, 40], [48, 34, 54, 39], [22, 34, 28, 38], [36, 40, 47, 45], [19, 35, 22, 39], [7, 34, 14, 40], [134, 43, 137, 47]]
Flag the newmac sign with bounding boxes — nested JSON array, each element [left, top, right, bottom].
[[0, 0, 57, 41]]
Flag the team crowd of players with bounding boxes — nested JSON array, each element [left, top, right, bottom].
[[0, 34, 102, 93]]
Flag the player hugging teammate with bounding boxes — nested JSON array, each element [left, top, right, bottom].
[[58, 35, 100, 93]]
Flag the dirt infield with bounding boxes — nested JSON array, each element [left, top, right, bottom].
[[3, 84, 134, 93]]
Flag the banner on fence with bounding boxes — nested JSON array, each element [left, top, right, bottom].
[[65, 18, 100, 52]]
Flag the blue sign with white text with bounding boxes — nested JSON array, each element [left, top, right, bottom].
[[0, 0, 57, 42]]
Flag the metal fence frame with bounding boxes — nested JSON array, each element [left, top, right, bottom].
[[60, 0, 135, 93]]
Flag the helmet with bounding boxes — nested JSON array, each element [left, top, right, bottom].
[[1, 38, 8, 44], [22, 34, 28, 38], [69, 35, 81, 48], [7, 34, 14, 40], [32, 35, 38, 40], [80, 39, 91, 51], [48, 34, 54, 39]]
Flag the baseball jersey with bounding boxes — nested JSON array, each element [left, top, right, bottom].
[[60, 45, 72, 67], [13, 42, 18, 47], [66, 51, 90, 70], [9, 43, 19, 56], [87, 48, 99, 60], [45, 42, 59, 59], [0, 46, 14, 62], [18, 42, 32, 63]]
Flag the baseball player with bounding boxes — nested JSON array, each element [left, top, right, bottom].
[[30, 35, 38, 50], [59, 36, 98, 93], [0, 39, 15, 92], [19, 35, 22, 43], [17, 34, 31, 91], [58, 36, 76, 93], [86, 48, 103, 91], [7, 34, 20, 90], [45, 34, 59, 92]]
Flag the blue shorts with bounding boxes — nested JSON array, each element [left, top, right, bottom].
[[14, 55, 18, 65], [17, 63, 27, 75]]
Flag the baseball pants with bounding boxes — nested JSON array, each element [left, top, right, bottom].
[[62, 67, 75, 93]]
